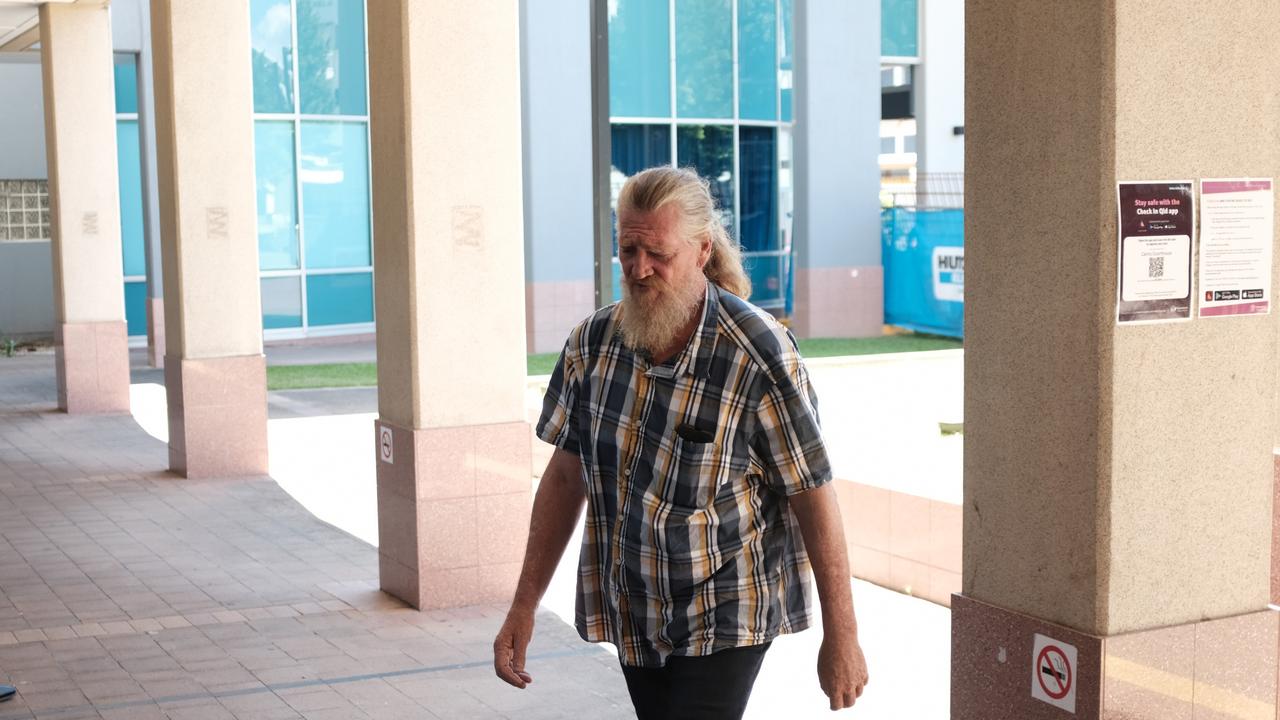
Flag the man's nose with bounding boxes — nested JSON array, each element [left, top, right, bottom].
[[631, 252, 654, 279]]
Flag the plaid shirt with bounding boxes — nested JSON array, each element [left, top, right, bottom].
[[536, 282, 832, 668]]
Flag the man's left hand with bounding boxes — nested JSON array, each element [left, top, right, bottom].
[[817, 633, 869, 710]]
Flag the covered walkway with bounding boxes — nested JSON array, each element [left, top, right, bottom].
[[0, 354, 627, 720]]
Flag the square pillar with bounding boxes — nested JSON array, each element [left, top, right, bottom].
[[39, 3, 129, 414], [149, 0, 267, 479], [368, 1, 531, 610], [956, 2, 1280, 717]]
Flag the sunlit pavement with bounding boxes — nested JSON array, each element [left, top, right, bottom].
[[126, 349, 959, 718]]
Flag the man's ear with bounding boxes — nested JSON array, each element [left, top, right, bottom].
[[698, 235, 713, 268]]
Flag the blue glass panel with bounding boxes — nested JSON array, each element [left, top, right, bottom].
[[123, 281, 147, 337], [676, 125, 734, 234], [254, 121, 300, 270], [675, 0, 732, 118], [298, 0, 368, 115], [299, 121, 370, 268], [611, 124, 671, 177], [113, 55, 138, 115], [780, 0, 793, 122], [306, 272, 373, 326], [738, 0, 777, 121], [116, 121, 146, 277], [609, 0, 670, 118], [261, 276, 303, 329], [882, 0, 919, 57], [250, 0, 295, 113], [739, 126, 776, 252], [743, 253, 785, 308]]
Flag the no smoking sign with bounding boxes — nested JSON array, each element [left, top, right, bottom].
[[1030, 633, 1077, 713]]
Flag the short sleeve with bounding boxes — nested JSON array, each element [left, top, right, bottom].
[[750, 360, 832, 495], [535, 342, 582, 455]]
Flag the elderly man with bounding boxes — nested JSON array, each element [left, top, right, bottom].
[[493, 167, 868, 718]]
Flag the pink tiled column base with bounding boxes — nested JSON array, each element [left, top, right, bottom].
[[54, 321, 130, 414], [147, 297, 165, 369], [526, 280, 596, 354], [375, 419, 533, 610], [791, 266, 884, 339], [952, 594, 1279, 719], [834, 479, 960, 606], [164, 354, 268, 479]]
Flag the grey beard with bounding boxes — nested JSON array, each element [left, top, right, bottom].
[[618, 281, 703, 356]]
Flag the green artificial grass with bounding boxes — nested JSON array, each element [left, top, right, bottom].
[[267, 363, 378, 391], [266, 333, 961, 390]]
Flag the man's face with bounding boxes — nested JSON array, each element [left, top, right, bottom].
[[616, 204, 710, 353]]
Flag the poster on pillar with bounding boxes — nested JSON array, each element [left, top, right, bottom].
[[1198, 179, 1273, 318], [1116, 181, 1194, 324]]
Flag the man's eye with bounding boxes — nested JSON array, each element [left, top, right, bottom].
[[619, 247, 635, 256]]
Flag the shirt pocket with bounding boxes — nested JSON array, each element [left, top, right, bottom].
[[668, 435, 720, 509]]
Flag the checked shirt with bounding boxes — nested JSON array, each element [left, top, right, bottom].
[[536, 282, 833, 668]]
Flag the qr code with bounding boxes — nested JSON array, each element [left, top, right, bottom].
[[1148, 256, 1165, 279]]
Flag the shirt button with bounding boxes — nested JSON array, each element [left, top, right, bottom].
[[623, 468, 631, 477]]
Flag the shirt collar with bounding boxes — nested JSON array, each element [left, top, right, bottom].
[[642, 281, 720, 380]]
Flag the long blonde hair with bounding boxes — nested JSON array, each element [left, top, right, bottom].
[[617, 166, 752, 299]]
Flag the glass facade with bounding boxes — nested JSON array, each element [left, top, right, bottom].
[[882, 0, 919, 58], [115, 54, 148, 339], [608, 0, 794, 310], [252, 0, 373, 334]]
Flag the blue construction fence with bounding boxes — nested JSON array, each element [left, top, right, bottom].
[[881, 207, 964, 338]]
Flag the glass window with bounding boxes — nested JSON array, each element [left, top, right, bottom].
[[780, 0, 793, 122], [743, 253, 784, 308], [739, 126, 776, 252], [250, 0, 295, 113], [882, 0, 919, 57], [903, 134, 916, 153], [306, 272, 373, 325], [254, 121, 300, 270], [261, 276, 303, 329], [608, 0, 671, 118], [676, 125, 734, 233], [611, 124, 671, 178], [881, 136, 897, 154], [113, 55, 138, 115], [675, 0, 732, 119], [297, 0, 367, 115], [300, 121, 370, 268], [738, 0, 777, 121], [116, 121, 146, 277], [123, 281, 147, 337]]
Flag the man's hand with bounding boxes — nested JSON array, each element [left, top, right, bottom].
[[818, 632, 869, 710], [493, 607, 536, 689]]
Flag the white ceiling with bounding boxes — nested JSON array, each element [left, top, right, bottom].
[[0, 1, 83, 52]]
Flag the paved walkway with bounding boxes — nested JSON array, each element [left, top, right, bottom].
[[0, 354, 629, 719]]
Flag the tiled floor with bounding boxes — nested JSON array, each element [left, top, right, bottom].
[[0, 354, 632, 719]]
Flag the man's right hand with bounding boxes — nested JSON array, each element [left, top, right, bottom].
[[493, 607, 536, 689]]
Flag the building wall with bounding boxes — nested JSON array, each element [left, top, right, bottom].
[[917, 0, 964, 176], [0, 58, 52, 340], [791, 0, 883, 339], [519, 0, 595, 354]]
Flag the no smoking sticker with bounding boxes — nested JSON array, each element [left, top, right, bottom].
[[1031, 633, 1076, 713], [379, 426, 394, 464]]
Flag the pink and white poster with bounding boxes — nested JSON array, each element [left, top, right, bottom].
[[1198, 178, 1273, 318]]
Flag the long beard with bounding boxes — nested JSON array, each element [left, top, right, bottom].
[[617, 275, 705, 356]]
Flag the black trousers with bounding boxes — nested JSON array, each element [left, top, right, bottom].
[[620, 642, 771, 720]]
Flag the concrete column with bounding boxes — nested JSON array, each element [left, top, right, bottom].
[[955, 2, 1280, 717], [368, 2, 532, 610], [149, 0, 267, 479], [791, 0, 883, 339], [39, 2, 129, 414]]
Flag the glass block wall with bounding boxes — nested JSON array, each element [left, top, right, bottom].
[[250, 0, 373, 336], [608, 0, 795, 310]]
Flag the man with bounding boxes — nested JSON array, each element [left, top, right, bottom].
[[493, 167, 869, 717]]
